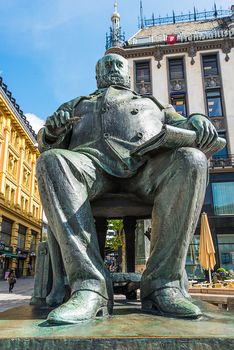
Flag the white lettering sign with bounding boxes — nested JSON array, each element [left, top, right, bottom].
[[162, 29, 234, 44]]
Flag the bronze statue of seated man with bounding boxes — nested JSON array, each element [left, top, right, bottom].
[[36, 53, 219, 324]]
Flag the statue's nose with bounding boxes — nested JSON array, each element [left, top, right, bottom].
[[111, 63, 118, 73]]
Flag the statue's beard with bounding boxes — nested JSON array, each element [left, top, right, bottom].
[[97, 73, 130, 88]]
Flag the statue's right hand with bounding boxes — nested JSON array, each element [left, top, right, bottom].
[[45, 110, 71, 138]]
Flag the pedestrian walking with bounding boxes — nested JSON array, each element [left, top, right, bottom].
[[7, 270, 16, 293]]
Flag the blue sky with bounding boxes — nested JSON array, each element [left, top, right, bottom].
[[0, 0, 232, 131]]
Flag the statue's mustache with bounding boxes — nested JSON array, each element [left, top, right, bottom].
[[106, 73, 123, 79]]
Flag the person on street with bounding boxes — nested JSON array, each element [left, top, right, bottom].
[[7, 270, 16, 293]]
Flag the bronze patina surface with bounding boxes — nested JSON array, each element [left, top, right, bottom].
[[35, 53, 225, 324], [0, 301, 233, 350]]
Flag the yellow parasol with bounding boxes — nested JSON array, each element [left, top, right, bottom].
[[199, 212, 216, 283]]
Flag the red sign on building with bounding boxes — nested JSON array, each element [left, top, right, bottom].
[[167, 34, 177, 44]]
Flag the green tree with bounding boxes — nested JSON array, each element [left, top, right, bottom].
[[105, 235, 122, 251], [105, 219, 123, 251], [107, 219, 123, 232]]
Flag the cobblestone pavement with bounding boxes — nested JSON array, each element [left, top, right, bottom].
[[0, 276, 34, 312]]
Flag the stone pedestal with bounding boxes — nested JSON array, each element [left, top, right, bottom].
[[30, 242, 52, 305], [0, 300, 233, 350]]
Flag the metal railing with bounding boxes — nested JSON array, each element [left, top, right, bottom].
[[142, 9, 232, 28], [209, 154, 234, 169], [106, 27, 125, 50]]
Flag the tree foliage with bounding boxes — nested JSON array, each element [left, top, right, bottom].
[[105, 235, 122, 250], [105, 219, 123, 251], [107, 219, 123, 233]]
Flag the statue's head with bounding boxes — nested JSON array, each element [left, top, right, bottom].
[[96, 54, 130, 89]]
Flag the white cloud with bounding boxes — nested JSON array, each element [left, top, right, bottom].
[[25, 113, 45, 133]]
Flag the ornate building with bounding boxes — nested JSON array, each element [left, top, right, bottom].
[[106, 4, 234, 277], [0, 78, 42, 278]]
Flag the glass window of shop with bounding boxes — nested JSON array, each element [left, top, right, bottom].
[[0, 218, 12, 246], [212, 182, 234, 215], [17, 224, 27, 249], [217, 234, 234, 272], [186, 235, 206, 280]]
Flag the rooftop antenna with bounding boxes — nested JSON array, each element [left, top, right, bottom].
[[140, 0, 144, 28], [214, 2, 218, 17], [114, 0, 118, 13], [193, 6, 197, 21], [172, 10, 176, 24], [111, 1, 121, 47]]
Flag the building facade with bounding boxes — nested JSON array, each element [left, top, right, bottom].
[[106, 4, 234, 278], [0, 78, 42, 278]]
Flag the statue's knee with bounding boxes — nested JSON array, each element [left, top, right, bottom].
[[36, 149, 61, 176], [178, 148, 207, 173]]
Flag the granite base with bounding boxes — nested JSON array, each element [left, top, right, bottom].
[[0, 299, 233, 350]]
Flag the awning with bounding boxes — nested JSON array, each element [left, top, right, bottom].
[[0, 251, 19, 258]]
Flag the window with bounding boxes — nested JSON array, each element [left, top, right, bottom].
[[135, 61, 152, 95], [30, 231, 37, 252], [169, 58, 184, 80], [186, 235, 206, 280], [0, 218, 12, 246], [206, 89, 223, 117], [217, 234, 234, 270], [202, 55, 219, 76], [212, 182, 234, 215], [213, 145, 228, 159], [18, 224, 27, 249], [213, 133, 228, 159], [10, 189, 15, 205], [168, 58, 187, 117], [170, 94, 187, 117]]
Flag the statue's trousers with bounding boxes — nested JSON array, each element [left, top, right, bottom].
[[37, 146, 207, 299]]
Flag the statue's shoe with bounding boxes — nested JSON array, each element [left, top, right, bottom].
[[47, 290, 113, 325], [141, 287, 202, 319]]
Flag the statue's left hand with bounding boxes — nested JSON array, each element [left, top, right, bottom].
[[187, 115, 218, 148]]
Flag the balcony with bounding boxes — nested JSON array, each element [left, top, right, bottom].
[[204, 75, 221, 89], [209, 155, 234, 169], [135, 81, 152, 95], [169, 79, 186, 92]]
